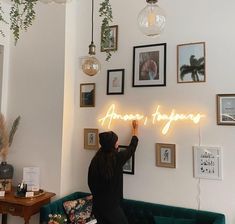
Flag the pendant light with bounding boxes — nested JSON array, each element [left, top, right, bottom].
[[137, 0, 166, 37], [81, 0, 101, 76]]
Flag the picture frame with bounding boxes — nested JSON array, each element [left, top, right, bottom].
[[133, 43, 166, 87], [193, 146, 222, 180], [119, 145, 135, 174], [177, 42, 206, 83], [156, 143, 176, 168], [101, 25, 118, 52], [107, 69, 124, 95], [216, 94, 235, 125], [80, 83, 95, 107], [84, 128, 99, 150]]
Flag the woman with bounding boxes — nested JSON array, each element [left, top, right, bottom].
[[88, 121, 138, 224]]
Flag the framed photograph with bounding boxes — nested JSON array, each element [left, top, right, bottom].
[[84, 128, 99, 150], [217, 94, 235, 125], [107, 69, 124, 95], [80, 83, 95, 107], [177, 42, 206, 83], [133, 43, 166, 87], [156, 143, 176, 168], [119, 145, 135, 174], [193, 146, 222, 180], [101, 25, 118, 52]]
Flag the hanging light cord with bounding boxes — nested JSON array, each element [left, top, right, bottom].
[[91, 0, 94, 43], [197, 121, 201, 210]]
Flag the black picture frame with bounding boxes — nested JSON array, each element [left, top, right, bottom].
[[107, 69, 124, 95], [119, 145, 135, 175], [132, 43, 166, 87]]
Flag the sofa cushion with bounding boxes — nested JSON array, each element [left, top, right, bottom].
[[153, 216, 196, 224], [63, 195, 94, 224]]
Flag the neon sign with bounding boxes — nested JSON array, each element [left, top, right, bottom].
[[98, 104, 205, 135]]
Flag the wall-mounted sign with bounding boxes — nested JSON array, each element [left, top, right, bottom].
[[98, 104, 205, 135]]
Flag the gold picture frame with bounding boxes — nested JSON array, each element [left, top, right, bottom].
[[80, 83, 95, 107], [101, 25, 118, 52], [84, 128, 99, 150], [156, 143, 176, 168]]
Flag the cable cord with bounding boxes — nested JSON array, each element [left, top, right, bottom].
[[196, 121, 201, 210]]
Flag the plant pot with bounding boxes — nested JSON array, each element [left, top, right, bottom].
[[0, 161, 14, 179]]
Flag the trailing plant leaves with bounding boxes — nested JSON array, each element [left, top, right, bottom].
[[0, 3, 8, 37], [99, 0, 113, 61]]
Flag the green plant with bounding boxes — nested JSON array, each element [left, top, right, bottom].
[[0, 2, 8, 37], [0, 114, 21, 162]]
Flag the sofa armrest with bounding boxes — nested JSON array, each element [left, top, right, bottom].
[[213, 215, 225, 224], [40, 191, 90, 223]]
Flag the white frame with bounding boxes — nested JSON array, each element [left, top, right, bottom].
[[193, 146, 222, 180]]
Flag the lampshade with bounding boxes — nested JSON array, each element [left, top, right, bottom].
[[137, 0, 166, 37], [81, 0, 101, 76]]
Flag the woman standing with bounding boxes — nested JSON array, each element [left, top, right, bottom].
[[88, 121, 138, 224]]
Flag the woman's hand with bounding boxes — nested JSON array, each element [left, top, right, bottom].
[[132, 120, 138, 136]]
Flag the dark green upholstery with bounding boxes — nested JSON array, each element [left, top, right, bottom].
[[40, 192, 225, 224]]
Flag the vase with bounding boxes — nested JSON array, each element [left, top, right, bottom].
[[0, 161, 14, 179]]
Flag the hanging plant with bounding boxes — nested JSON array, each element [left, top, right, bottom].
[[99, 0, 113, 61], [0, 3, 8, 37]]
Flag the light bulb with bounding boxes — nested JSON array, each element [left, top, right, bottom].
[[138, 0, 166, 37], [82, 56, 101, 76]]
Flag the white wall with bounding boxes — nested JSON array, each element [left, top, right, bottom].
[[75, 0, 235, 223]]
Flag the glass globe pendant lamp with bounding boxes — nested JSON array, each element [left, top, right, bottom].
[[81, 0, 101, 76], [137, 0, 166, 37]]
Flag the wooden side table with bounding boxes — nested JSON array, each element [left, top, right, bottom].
[[0, 190, 55, 224]]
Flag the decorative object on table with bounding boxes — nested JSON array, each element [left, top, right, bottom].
[[16, 181, 27, 197], [156, 143, 176, 168], [193, 146, 222, 180], [48, 214, 67, 224], [84, 128, 99, 150], [81, 0, 101, 76], [0, 179, 12, 192], [80, 83, 96, 107], [107, 69, 124, 95], [118, 145, 135, 174], [23, 167, 40, 191], [0, 114, 21, 191], [101, 25, 118, 52], [177, 42, 206, 83], [133, 43, 166, 87], [137, 0, 166, 37], [216, 94, 235, 125]]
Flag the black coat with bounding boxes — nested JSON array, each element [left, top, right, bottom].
[[88, 136, 138, 211]]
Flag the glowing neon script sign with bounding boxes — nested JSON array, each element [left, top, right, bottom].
[[98, 104, 205, 135]]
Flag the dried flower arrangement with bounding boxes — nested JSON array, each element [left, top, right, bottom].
[[0, 114, 21, 162]]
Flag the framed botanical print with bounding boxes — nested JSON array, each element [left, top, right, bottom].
[[216, 94, 235, 125], [156, 143, 176, 168], [177, 42, 206, 83], [133, 43, 166, 87], [80, 83, 95, 107], [84, 128, 99, 150], [119, 145, 135, 174], [101, 25, 118, 52], [107, 69, 124, 95]]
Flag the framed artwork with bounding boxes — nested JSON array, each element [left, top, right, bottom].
[[216, 94, 235, 125], [107, 69, 124, 95], [119, 145, 135, 174], [193, 146, 222, 180], [177, 42, 206, 83], [80, 83, 95, 107], [84, 128, 99, 150], [101, 25, 118, 52], [133, 43, 166, 87], [156, 143, 176, 168]]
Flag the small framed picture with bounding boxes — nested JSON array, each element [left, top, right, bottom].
[[119, 145, 135, 174], [156, 143, 176, 168], [107, 69, 124, 95], [217, 94, 235, 125], [101, 25, 118, 52], [80, 83, 95, 107], [193, 146, 222, 180], [84, 128, 99, 150], [133, 43, 166, 87], [177, 42, 206, 83]]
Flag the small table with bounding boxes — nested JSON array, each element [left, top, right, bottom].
[[0, 189, 55, 224]]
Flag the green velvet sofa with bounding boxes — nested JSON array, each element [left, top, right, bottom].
[[40, 192, 225, 224]]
